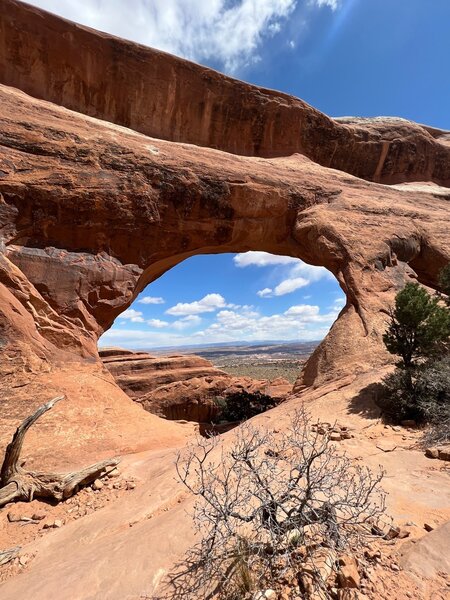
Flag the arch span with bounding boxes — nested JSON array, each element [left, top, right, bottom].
[[1, 83, 449, 466], [1, 0, 450, 186]]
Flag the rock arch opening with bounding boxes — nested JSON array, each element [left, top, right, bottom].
[[97, 252, 345, 422]]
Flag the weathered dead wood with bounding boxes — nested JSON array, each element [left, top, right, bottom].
[[0, 547, 20, 566], [0, 396, 120, 507]]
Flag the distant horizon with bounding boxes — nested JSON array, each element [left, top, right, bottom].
[[98, 338, 322, 353]]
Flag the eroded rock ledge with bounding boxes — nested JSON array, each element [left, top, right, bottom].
[[100, 348, 291, 422]]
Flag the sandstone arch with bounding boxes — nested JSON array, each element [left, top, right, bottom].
[[0, 0, 449, 466]]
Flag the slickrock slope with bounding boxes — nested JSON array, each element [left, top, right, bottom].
[[1, 372, 449, 600], [100, 348, 291, 421]]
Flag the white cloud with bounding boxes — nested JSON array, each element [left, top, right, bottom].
[[27, 0, 300, 73], [147, 318, 169, 328], [257, 276, 310, 297], [273, 276, 310, 295], [312, 0, 340, 10], [99, 328, 193, 349], [138, 296, 165, 305], [166, 293, 227, 316], [245, 252, 333, 297], [257, 287, 273, 298], [332, 297, 346, 308], [234, 252, 299, 268], [199, 302, 339, 343], [119, 309, 145, 323], [102, 299, 343, 348], [172, 315, 202, 330], [284, 304, 320, 317]]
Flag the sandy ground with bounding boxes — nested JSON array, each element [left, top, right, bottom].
[[0, 369, 449, 599]]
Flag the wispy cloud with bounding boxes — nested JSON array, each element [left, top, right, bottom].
[[28, 0, 295, 72], [27, 1, 342, 73], [312, 0, 340, 10], [234, 252, 299, 268], [147, 318, 169, 328], [262, 276, 310, 297], [119, 308, 145, 323], [235, 251, 333, 297], [137, 296, 165, 305], [172, 315, 203, 330]]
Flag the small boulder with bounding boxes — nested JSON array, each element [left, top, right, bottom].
[[425, 448, 439, 459], [330, 432, 342, 441], [107, 467, 120, 478], [384, 525, 400, 540], [437, 447, 450, 461], [376, 441, 397, 453], [7, 512, 24, 523], [424, 523, 435, 532], [31, 510, 46, 521], [397, 528, 410, 539], [337, 555, 360, 589], [92, 479, 104, 491]]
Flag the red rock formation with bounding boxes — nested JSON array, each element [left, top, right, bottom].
[[100, 349, 291, 422], [0, 1, 449, 464], [1, 0, 449, 186]]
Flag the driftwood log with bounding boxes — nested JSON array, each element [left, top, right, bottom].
[[0, 396, 120, 507]]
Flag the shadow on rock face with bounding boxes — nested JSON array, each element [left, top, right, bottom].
[[347, 382, 385, 420]]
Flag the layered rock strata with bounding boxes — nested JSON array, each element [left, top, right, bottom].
[[100, 349, 291, 422], [1, 0, 449, 185]]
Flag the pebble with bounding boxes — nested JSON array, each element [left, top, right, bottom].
[[107, 468, 120, 478], [31, 511, 46, 521]]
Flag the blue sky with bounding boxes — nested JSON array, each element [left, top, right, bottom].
[[102, 253, 345, 348], [26, 0, 450, 348]]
